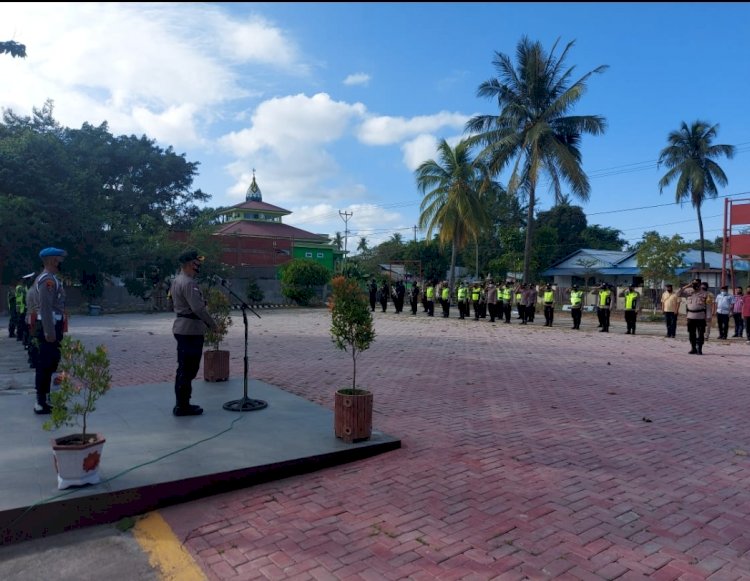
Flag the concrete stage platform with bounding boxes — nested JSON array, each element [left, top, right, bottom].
[[0, 377, 400, 545]]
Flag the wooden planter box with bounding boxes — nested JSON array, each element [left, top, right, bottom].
[[334, 389, 373, 443], [203, 350, 230, 382]]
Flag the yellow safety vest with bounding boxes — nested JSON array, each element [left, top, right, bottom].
[[457, 287, 467, 300], [599, 290, 611, 307], [471, 289, 480, 301], [570, 291, 583, 306], [426, 286, 434, 299], [543, 291, 554, 304], [442, 287, 450, 300], [625, 292, 638, 310]]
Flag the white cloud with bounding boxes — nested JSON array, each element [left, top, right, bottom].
[[357, 111, 470, 145], [343, 73, 371, 86], [220, 93, 368, 206], [291, 203, 406, 248], [402, 134, 439, 171], [0, 3, 304, 145]]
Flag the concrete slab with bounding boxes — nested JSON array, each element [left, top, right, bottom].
[[0, 375, 399, 545]]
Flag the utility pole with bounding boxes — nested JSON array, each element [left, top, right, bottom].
[[339, 210, 352, 261], [413, 225, 417, 243]]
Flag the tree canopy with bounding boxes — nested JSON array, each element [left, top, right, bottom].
[[0, 101, 210, 284]]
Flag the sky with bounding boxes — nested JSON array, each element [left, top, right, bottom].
[[3, 2, 750, 255]]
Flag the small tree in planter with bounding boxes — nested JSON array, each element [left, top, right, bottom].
[[43, 336, 112, 489], [329, 275, 376, 442], [203, 286, 233, 381]]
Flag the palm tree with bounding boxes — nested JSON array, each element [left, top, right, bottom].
[[466, 36, 607, 283], [357, 236, 369, 255], [332, 231, 344, 251], [390, 232, 403, 244], [416, 138, 488, 293], [658, 120, 735, 268]]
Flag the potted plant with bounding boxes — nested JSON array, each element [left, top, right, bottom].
[[329, 275, 376, 442], [43, 336, 112, 490], [203, 286, 233, 382]]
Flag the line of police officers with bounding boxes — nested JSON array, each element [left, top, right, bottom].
[[368, 278, 712, 354], [6, 247, 69, 414]]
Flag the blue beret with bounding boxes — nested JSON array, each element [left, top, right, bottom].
[[39, 247, 67, 258]]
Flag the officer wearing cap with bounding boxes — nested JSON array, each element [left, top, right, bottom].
[[678, 278, 708, 354], [169, 249, 218, 416], [567, 284, 584, 329], [33, 248, 67, 414]]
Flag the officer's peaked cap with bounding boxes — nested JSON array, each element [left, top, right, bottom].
[[39, 247, 67, 258], [21, 272, 36, 279], [178, 248, 204, 264]]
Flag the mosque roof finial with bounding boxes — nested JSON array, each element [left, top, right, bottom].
[[246, 168, 262, 202]]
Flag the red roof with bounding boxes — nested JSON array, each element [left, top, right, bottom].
[[214, 220, 327, 242], [226, 200, 290, 215]]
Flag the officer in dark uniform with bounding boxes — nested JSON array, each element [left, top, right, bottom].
[[170, 249, 218, 416], [7, 282, 17, 337], [409, 281, 420, 315], [33, 248, 67, 414], [368, 279, 377, 312], [379, 280, 389, 312]]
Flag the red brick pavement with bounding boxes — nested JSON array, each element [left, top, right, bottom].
[[75, 309, 750, 579]]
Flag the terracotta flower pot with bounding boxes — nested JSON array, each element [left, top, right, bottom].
[[334, 389, 373, 443], [51, 433, 106, 490], [203, 350, 230, 382]]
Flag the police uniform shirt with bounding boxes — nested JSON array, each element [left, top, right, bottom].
[[679, 287, 708, 320], [170, 272, 215, 335], [35, 272, 65, 338]]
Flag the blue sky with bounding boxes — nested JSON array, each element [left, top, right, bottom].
[[3, 2, 750, 252]]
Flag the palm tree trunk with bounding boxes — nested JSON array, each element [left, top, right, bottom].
[[449, 238, 457, 296], [523, 189, 536, 284], [697, 205, 706, 269], [475, 238, 479, 278]]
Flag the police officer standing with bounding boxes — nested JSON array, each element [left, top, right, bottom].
[[7, 282, 17, 338], [368, 279, 377, 312], [542, 284, 555, 327], [170, 249, 218, 416], [409, 281, 420, 315], [567, 284, 584, 329], [33, 248, 67, 414], [619, 285, 641, 334], [678, 278, 708, 354], [592, 283, 612, 332]]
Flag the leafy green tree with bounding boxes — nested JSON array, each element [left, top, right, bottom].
[[467, 36, 608, 283], [636, 231, 687, 290], [0, 101, 208, 284], [658, 120, 735, 268], [416, 138, 488, 293], [579, 224, 626, 251], [245, 277, 264, 303], [536, 203, 588, 262], [279, 258, 331, 305], [332, 232, 344, 251], [329, 275, 375, 393], [356, 237, 369, 255]]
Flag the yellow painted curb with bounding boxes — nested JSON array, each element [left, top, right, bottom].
[[133, 512, 207, 581]]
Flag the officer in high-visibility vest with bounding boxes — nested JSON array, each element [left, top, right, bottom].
[[619, 285, 641, 334], [457, 281, 468, 319], [567, 284, 584, 329], [501, 282, 513, 323], [425, 282, 435, 317], [471, 283, 482, 320], [15, 275, 29, 344], [7, 283, 17, 338], [591, 282, 612, 332], [542, 284, 555, 327], [440, 281, 451, 318]]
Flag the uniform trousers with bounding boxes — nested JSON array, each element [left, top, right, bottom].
[[686, 318, 706, 350], [717, 313, 730, 339], [174, 334, 204, 407], [571, 307, 582, 329], [665, 312, 677, 337], [597, 308, 610, 331], [544, 304, 554, 326], [624, 310, 637, 333], [35, 321, 63, 406]]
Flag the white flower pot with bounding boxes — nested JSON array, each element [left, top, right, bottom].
[[51, 434, 106, 490]]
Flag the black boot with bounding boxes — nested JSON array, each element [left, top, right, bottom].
[[173, 403, 203, 416]]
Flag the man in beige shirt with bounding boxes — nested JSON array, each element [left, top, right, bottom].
[[661, 284, 680, 338]]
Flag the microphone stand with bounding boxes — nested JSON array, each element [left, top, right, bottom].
[[215, 278, 268, 412]]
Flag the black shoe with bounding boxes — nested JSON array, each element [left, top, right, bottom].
[[173, 404, 203, 417], [697, 346, 703, 355], [689, 348, 697, 354], [34, 403, 52, 415]]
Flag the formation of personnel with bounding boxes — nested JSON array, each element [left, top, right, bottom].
[[6, 271, 41, 375], [366, 277, 740, 356]]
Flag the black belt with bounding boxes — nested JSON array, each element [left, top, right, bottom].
[[687, 308, 706, 313], [177, 313, 200, 320]]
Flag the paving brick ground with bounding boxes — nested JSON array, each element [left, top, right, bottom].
[[56, 309, 750, 578]]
